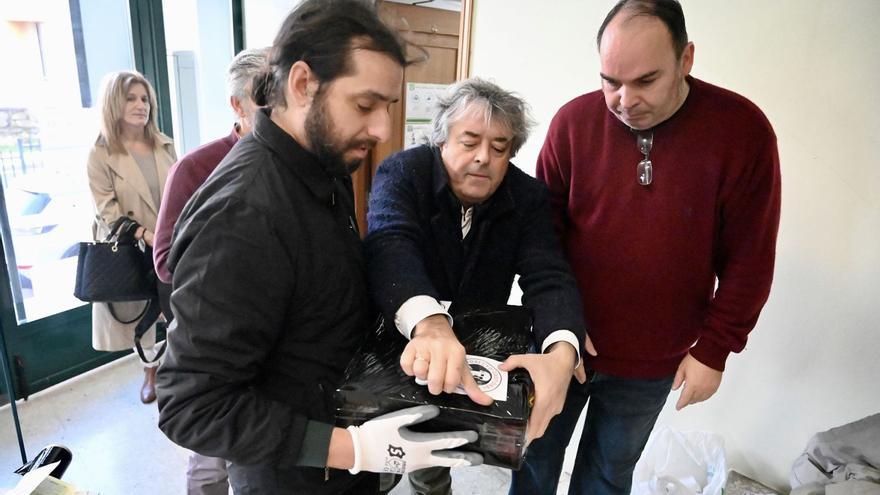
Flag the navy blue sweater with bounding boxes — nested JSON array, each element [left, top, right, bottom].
[[365, 145, 585, 350]]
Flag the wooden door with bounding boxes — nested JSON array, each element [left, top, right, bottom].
[[351, 1, 462, 234]]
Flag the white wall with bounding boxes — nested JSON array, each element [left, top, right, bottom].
[[243, 0, 302, 49], [471, 0, 880, 490], [195, 0, 234, 143], [162, 0, 234, 153]]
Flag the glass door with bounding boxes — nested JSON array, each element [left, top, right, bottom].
[[0, 2, 242, 484], [0, 1, 140, 416], [0, 0, 135, 324], [0, 1, 141, 482], [0, 0, 242, 407]]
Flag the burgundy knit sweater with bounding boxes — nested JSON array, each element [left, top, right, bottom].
[[537, 77, 781, 378], [153, 127, 239, 283]]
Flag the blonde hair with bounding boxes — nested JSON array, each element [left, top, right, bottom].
[[97, 70, 161, 155]]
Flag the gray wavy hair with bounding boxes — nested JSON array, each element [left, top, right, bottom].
[[429, 77, 534, 156], [226, 47, 269, 100]]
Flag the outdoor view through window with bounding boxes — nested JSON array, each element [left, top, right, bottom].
[[0, 2, 133, 323]]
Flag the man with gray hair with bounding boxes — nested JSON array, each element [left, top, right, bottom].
[[154, 46, 268, 285], [153, 46, 267, 495], [365, 77, 591, 495]]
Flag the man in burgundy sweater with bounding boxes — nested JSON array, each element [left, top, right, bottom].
[[153, 47, 266, 286], [511, 1, 781, 494], [153, 47, 266, 495]]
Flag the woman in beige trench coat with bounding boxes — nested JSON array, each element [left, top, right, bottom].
[[86, 70, 176, 404]]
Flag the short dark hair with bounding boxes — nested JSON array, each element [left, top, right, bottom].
[[252, 0, 411, 108], [597, 0, 689, 59]]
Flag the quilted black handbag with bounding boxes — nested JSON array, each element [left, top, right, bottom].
[[73, 217, 157, 303], [74, 217, 165, 363]]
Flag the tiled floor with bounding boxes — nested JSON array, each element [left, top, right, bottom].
[[0, 356, 190, 493], [1, 354, 576, 494]]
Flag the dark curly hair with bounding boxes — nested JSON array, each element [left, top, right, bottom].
[[252, 0, 413, 109]]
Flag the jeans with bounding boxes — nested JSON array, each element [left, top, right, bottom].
[[510, 371, 674, 495]]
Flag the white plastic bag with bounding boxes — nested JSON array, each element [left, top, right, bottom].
[[631, 425, 727, 495]]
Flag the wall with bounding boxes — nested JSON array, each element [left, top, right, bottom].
[[163, 0, 234, 151], [471, 0, 880, 490], [243, 0, 301, 49], [195, 0, 233, 143]]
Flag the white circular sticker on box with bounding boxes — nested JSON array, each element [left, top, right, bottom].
[[414, 355, 508, 402]]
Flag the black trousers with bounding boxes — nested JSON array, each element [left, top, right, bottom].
[[157, 281, 173, 322]]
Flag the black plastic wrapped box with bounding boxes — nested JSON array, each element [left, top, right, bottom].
[[335, 305, 535, 469]]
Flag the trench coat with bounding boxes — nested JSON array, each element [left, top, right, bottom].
[[85, 133, 176, 351]]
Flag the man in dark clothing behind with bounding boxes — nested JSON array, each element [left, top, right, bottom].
[[156, 2, 483, 493], [366, 78, 593, 495]]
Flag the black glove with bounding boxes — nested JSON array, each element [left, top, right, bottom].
[[108, 216, 141, 243]]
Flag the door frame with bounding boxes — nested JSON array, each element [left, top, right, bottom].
[[353, 0, 475, 234]]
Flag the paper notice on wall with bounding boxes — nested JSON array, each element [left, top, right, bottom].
[[403, 122, 433, 150], [404, 82, 449, 150]]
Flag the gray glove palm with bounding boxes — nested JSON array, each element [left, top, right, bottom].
[[347, 405, 482, 474]]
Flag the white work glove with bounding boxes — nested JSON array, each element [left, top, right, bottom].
[[347, 404, 482, 474]]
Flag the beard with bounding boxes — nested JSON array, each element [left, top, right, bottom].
[[304, 91, 376, 174]]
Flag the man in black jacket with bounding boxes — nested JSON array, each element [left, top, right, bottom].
[[156, 2, 481, 493], [366, 78, 593, 495]]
